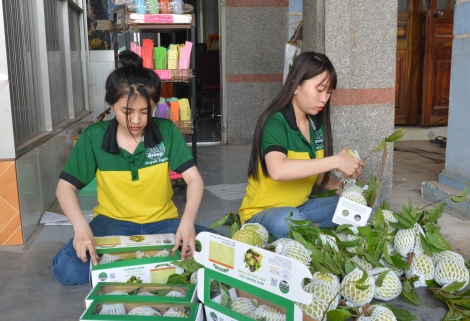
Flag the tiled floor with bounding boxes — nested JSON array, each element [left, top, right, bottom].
[[391, 140, 470, 258]]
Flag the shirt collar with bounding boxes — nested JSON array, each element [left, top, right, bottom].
[[279, 102, 323, 131], [101, 117, 164, 153]]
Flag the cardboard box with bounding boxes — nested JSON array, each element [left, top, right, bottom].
[[332, 147, 388, 229], [85, 282, 198, 309], [90, 251, 184, 287], [80, 300, 203, 320], [194, 232, 314, 321], [90, 234, 184, 287]]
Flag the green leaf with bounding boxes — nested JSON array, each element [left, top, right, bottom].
[[375, 269, 389, 287], [391, 308, 419, 321], [335, 225, 355, 233], [166, 273, 190, 284], [419, 233, 433, 257], [425, 279, 440, 288], [345, 260, 355, 275], [171, 257, 204, 273], [326, 309, 353, 321], [424, 204, 445, 224], [401, 290, 419, 306], [442, 281, 467, 293], [392, 212, 415, 229], [426, 232, 451, 251], [355, 284, 370, 291], [149, 288, 171, 296], [292, 231, 324, 262], [382, 200, 391, 211], [385, 129, 405, 142], [288, 218, 315, 226], [311, 261, 330, 274], [391, 255, 409, 270], [229, 220, 239, 238], [310, 190, 338, 198], [357, 269, 368, 284], [363, 251, 382, 268], [374, 140, 387, 152], [357, 226, 377, 250], [206, 212, 233, 230], [388, 221, 413, 230], [336, 239, 361, 248], [383, 241, 393, 265], [451, 185, 470, 203], [374, 207, 385, 232]]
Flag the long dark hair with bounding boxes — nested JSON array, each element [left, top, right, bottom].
[[104, 62, 161, 136], [247, 52, 337, 187]]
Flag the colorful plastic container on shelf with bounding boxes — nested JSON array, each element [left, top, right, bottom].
[[154, 70, 172, 80]]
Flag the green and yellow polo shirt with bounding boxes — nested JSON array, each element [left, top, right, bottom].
[[60, 117, 195, 224], [239, 103, 325, 223]]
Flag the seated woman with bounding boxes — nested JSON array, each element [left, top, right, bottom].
[[238, 52, 365, 240]]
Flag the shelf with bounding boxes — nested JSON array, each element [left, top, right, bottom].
[[112, 8, 198, 164], [127, 23, 193, 33]]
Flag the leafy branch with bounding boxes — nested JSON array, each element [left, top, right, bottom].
[[363, 129, 404, 162]]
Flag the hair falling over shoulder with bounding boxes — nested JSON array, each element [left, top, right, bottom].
[[247, 52, 337, 187]]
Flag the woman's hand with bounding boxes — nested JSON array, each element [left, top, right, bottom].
[[173, 218, 196, 260], [336, 147, 365, 178], [73, 223, 98, 265]]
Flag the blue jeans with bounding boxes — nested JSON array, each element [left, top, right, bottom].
[[51, 215, 211, 286], [247, 195, 339, 240]]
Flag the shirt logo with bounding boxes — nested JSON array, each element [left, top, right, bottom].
[[315, 129, 324, 150], [146, 142, 165, 160]]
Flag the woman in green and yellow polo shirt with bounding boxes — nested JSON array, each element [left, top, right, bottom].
[[239, 52, 365, 240], [52, 56, 205, 286]]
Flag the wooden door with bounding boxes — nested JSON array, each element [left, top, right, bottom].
[[422, 0, 454, 126], [395, 0, 425, 124]]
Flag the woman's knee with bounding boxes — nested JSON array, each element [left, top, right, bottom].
[[51, 241, 90, 286], [249, 207, 304, 240]]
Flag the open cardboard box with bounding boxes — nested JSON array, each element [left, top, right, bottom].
[[90, 234, 183, 287], [85, 282, 198, 309], [194, 232, 316, 321], [332, 148, 388, 229], [80, 300, 203, 321]]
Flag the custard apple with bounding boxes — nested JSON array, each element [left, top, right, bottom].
[[232, 229, 263, 247]]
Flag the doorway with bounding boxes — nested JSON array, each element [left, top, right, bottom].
[[193, 0, 222, 144], [395, 0, 454, 126]]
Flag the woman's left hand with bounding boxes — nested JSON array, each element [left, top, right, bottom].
[[173, 218, 196, 260]]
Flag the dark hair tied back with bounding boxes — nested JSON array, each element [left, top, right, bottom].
[[118, 50, 143, 68]]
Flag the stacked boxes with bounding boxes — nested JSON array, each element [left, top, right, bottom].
[[194, 232, 316, 321], [90, 234, 183, 287], [80, 301, 203, 320], [82, 233, 203, 320]]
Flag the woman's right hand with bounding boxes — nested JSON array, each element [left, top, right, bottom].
[[73, 223, 99, 266], [336, 147, 365, 178]]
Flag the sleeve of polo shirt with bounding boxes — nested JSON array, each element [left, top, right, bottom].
[[168, 123, 195, 174], [59, 129, 97, 190], [260, 114, 288, 159]]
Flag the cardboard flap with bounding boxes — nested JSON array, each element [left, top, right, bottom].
[[94, 234, 175, 252], [194, 232, 313, 304]]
